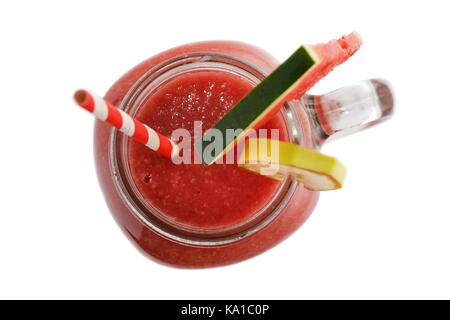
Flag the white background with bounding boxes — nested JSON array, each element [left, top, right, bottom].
[[0, 0, 449, 299]]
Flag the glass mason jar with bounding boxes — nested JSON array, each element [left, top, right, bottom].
[[94, 41, 393, 268]]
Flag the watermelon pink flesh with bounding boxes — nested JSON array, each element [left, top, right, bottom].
[[251, 32, 363, 132], [286, 31, 363, 101]]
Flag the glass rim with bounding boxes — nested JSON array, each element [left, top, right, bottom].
[[108, 52, 301, 247]]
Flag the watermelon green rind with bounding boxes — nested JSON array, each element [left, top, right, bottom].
[[195, 45, 317, 166]]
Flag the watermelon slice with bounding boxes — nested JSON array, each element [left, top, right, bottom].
[[195, 32, 363, 166]]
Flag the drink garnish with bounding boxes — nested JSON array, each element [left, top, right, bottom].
[[195, 32, 362, 166], [239, 139, 346, 191]]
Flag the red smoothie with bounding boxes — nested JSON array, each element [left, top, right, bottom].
[[129, 71, 286, 230], [95, 41, 319, 268]]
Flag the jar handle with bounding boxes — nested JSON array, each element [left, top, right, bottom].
[[301, 79, 395, 146]]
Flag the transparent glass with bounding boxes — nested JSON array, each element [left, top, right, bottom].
[[93, 41, 394, 268], [303, 79, 394, 146]]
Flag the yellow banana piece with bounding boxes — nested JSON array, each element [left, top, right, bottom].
[[238, 138, 346, 191]]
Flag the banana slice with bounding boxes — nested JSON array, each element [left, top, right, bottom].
[[238, 139, 346, 191]]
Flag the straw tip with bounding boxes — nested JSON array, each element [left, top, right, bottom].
[[74, 89, 88, 105]]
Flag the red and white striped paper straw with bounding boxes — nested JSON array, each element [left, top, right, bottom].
[[74, 89, 176, 159]]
